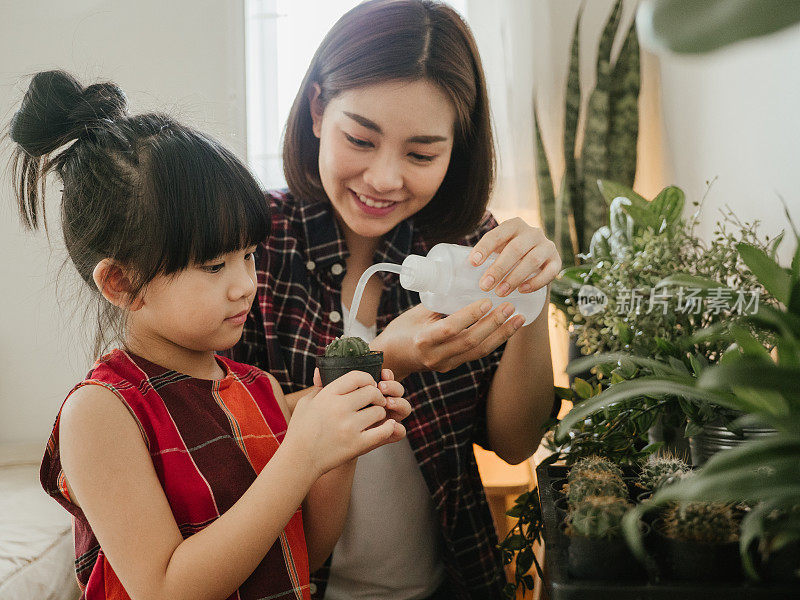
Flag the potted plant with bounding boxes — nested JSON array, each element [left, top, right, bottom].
[[564, 495, 644, 579], [552, 183, 780, 458], [316, 336, 383, 386], [558, 223, 800, 581], [636, 453, 691, 493], [654, 501, 741, 581]]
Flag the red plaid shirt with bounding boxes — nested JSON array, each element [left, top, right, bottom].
[[232, 190, 507, 599]]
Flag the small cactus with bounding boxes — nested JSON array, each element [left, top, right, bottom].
[[566, 473, 627, 506], [662, 501, 739, 544], [637, 454, 690, 491], [568, 455, 624, 482], [324, 336, 371, 357], [566, 496, 630, 539]]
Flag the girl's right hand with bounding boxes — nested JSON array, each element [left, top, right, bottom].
[[283, 370, 406, 477]]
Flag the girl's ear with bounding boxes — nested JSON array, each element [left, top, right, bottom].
[[92, 259, 144, 310], [308, 82, 324, 139]]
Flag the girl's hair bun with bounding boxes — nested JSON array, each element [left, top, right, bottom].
[[10, 70, 128, 157]]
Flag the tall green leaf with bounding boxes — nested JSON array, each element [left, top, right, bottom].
[[737, 243, 792, 305], [607, 21, 640, 187], [563, 6, 583, 247], [533, 105, 556, 246], [640, 0, 800, 54], [578, 0, 621, 255]]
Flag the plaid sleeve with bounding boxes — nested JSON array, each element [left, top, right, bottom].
[[462, 211, 503, 451]]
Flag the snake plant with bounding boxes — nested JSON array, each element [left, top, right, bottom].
[[536, 0, 641, 266]]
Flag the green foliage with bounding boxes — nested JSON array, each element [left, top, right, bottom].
[[498, 489, 544, 599], [536, 1, 640, 266], [567, 455, 624, 482], [637, 453, 691, 491], [639, 0, 800, 54], [324, 336, 371, 357], [566, 496, 630, 539], [566, 473, 627, 506], [619, 220, 800, 579], [662, 501, 739, 544], [554, 186, 776, 361]]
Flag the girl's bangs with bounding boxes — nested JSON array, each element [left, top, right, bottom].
[[147, 131, 270, 274]]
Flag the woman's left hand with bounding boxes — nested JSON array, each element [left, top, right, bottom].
[[469, 217, 561, 296]]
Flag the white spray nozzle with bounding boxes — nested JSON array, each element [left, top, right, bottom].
[[399, 254, 438, 292]]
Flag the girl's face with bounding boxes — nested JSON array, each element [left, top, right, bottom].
[[310, 78, 456, 241], [129, 247, 258, 356]]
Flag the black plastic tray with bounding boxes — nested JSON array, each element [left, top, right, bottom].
[[536, 463, 799, 599]]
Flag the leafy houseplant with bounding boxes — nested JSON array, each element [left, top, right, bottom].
[[536, 0, 641, 267], [552, 182, 779, 453], [556, 225, 800, 580], [316, 336, 383, 386]]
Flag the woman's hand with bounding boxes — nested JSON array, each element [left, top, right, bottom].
[[469, 217, 561, 297], [372, 299, 526, 380], [372, 218, 560, 380]]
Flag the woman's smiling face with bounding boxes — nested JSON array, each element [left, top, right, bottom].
[[310, 78, 456, 241]]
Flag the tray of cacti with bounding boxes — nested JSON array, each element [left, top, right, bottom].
[[537, 455, 798, 599], [316, 336, 384, 386]]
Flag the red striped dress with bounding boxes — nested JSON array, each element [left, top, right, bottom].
[[40, 349, 311, 600]]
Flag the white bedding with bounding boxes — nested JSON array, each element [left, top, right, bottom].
[[0, 442, 80, 600]]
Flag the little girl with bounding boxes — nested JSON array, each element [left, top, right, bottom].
[[9, 70, 411, 600]]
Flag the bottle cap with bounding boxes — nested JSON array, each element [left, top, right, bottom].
[[400, 254, 437, 292]]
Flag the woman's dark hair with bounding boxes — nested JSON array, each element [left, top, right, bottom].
[[9, 70, 270, 356], [282, 0, 494, 243]]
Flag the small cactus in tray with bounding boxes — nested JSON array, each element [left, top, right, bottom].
[[637, 454, 691, 491], [566, 496, 631, 539], [662, 501, 739, 544], [566, 473, 628, 506], [324, 336, 371, 357], [567, 455, 625, 482]]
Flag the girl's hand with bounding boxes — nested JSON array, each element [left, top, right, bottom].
[[286, 370, 406, 477], [469, 217, 561, 296], [312, 368, 411, 438]]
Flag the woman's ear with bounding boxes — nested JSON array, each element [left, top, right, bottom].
[[92, 259, 143, 310], [308, 82, 324, 139]]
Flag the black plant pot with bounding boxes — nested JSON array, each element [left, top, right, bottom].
[[567, 528, 648, 580], [555, 497, 569, 521], [752, 539, 800, 582], [316, 351, 384, 386], [653, 520, 742, 581]]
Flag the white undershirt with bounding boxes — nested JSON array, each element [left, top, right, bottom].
[[323, 305, 445, 600]]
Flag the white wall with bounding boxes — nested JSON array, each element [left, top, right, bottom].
[[0, 0, 247, 445], [655, 25, 800, 260], [470, 0, 800, 262]]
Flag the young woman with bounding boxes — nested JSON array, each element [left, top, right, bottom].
[[233, 1, 560, 598], [10, 70, 411, 600]]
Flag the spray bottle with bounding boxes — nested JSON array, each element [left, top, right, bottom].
[[345, 243, 548, 338]]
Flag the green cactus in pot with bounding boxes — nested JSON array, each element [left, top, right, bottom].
[[566, 496, 631, 539], [324, 336, 371, 357], [317, 336, 383, 386], [566, 473, 628, 507], [662, 501, 740, 544], [637, 454, 691, 491], [567, 455, 625, 482]]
